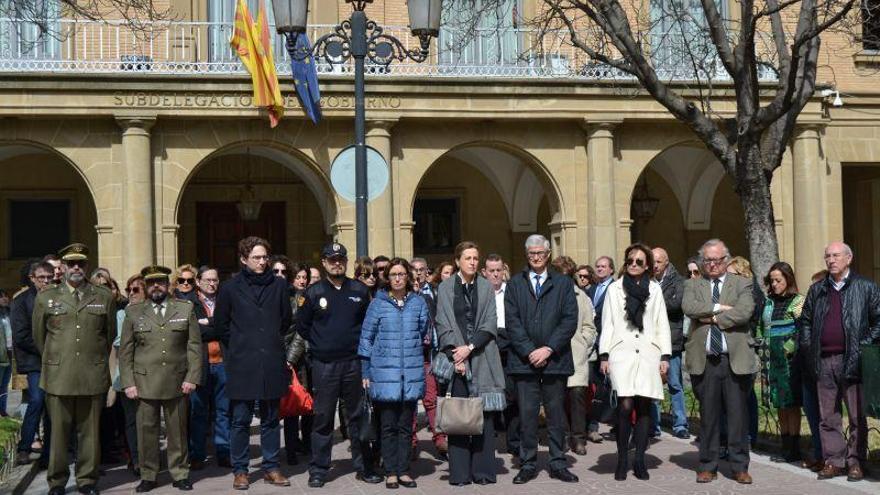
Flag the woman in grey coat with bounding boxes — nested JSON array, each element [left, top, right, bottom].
[[434, 241, 507, 486]]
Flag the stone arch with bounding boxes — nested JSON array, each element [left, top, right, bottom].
[[173, 140, 338, 233]]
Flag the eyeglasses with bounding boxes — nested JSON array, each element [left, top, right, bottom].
[[248, 255, 269, 261], [273, 269, 287, 275], [358, 272, 376, 279], [527, 251, 548, 259], [177, 277, 194, 285], [702, 257, 727, 266], [126, 286, 142, 294], [325, 257, 346, 265], [388, 272, 408, 279], [66, 260, 86, 268], [689, 269, 701, 276], [34, 275, 53, 281], [626, 258, 646, 267], [577, 274, 591, 279]]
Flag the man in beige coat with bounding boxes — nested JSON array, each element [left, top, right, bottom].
[[682, 239, 758, 485], [120, 266, 202, 492]]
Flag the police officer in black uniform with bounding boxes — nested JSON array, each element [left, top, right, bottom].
[[297, 242, 381, 488]]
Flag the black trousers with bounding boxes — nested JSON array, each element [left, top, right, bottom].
[[447, 377, 497, 484], [500, 351, 520, 453], [283, 415, 312, 456], [309, 358, 372, 477], [692, 355, 751, 473], [377, 401, 415, 476], [568, 386, 588, 440], [515, 374, 568, 471]]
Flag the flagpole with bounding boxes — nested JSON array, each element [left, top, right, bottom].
[[351, 10, 369, 259]]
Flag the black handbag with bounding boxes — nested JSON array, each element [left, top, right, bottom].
[[591, 374, 617, 425], [357, 390, 378, 443]]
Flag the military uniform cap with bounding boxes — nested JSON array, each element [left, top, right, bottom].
[[321, 242, 348, 259], [59, 243, 89, 261], [140, 265, 172, 281]]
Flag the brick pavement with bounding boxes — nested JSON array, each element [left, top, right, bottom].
[[22, 422, 879, 495]]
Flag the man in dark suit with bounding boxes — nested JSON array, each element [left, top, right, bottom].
[[505, 235, 579, 484], [214, 237, 293, 490], [682, 239, 757, 485], [585, 255, 614, 443]]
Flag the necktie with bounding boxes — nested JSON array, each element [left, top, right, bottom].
[[155, 304, 164, 318], [534, 274, 543, 298], [710, 279, 723, 355], [73, 290, 81, 305]]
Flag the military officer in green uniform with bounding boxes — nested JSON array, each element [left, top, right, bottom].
[[119, 265, 202, 492], [33, 243, 116, 495]]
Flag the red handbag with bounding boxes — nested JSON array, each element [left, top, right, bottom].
[[280, 369, 313, 417]]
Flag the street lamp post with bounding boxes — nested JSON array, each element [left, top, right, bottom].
[[273, 0, 442, 258]]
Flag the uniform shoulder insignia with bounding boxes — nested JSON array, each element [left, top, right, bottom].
[[178, 299, 193, 306], [12, 286, 28, 300]]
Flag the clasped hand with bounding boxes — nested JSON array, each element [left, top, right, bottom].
[[528, 346, 552, 368]]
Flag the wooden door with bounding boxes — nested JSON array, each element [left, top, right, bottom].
[[196, 201, 286, 279]]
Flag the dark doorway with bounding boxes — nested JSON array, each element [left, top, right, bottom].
[[842, 164, 880, 283], [196, 201, 286, 278]]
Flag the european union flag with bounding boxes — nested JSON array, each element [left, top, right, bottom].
[[290, 34, 322, 124]]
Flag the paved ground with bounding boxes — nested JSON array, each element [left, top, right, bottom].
[[21, 422, 879, 495]]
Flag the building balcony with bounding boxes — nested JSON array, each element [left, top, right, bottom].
[[0, 18, 777, 82]]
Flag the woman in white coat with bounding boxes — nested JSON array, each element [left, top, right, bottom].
[[599, 243, 671, 482]]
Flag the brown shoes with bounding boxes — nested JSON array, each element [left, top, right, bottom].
[[802, 459, 824, 472], [570, 438, 588, 456], [817, 464, 846, 479], [847, 464, 864, 482], [734, 471, 753, 484], [232, 473, 249, 490], [264, 470, 291, 486], [696, 471, 717, 483]]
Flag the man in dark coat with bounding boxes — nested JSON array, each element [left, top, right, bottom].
[[297, 242, 382, 488], [505, 235, 579, 484], [799, 241, 880, 482], [12, 261, 54, 466], [652, 247, 688, 438], [585, 255, 614, 442], [214, 237, 293, 490]]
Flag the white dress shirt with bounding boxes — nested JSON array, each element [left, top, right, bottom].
[[529, 270, 546, 295], [495, 282, 506, 329]]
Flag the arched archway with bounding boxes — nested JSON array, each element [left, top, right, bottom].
[[175, 143, 336, 276], [0, 141, 98, 288], [411, 142, 562, 266], [629, 143, 747, 269]]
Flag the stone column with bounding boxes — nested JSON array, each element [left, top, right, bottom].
[[117, 117, 156, 278], [585, 122, 619, 263], [365, 120, 397, 258], [792, 125, 827, 291]]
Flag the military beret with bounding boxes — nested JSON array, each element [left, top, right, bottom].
[[321, 242, 347, 259], [140, 265, 172, 282], [59, 243, 89, 261]]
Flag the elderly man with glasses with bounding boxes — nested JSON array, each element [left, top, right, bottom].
[[682, 239, 758, 485]]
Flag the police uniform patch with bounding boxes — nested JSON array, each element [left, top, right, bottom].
[[296, 295, 305, 307], [319, 297, 328, 309]]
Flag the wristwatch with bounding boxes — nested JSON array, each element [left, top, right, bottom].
[[467, 343, 475, 352]]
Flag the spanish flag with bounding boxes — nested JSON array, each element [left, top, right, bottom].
[[230, 0, 284, 127]]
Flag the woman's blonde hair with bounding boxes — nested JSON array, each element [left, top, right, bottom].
[[726, 256, 753, 279]]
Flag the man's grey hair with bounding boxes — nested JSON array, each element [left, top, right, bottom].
[[524, 234, 551, 251], [698, 238, 730, 260], [410, 257, 427, 266], [824, 241, 853, 257]]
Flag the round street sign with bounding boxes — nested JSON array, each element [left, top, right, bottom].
[[330, 144, 390, 203]]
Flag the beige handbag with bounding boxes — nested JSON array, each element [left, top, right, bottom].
[[436, 375, 484, 435]]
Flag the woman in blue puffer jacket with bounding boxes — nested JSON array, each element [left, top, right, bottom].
[[359, 258, 429, 489]]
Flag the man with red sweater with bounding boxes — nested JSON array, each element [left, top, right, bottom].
[[799, 241, 880, 482]]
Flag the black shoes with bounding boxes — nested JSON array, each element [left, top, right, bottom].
[[474, 478, 495, 485], [356, 472, 383, 484], [78, 485, 100, 495], [172, 478, 193, 491], [615, 457, 628, 481], [512, 468, 538, 484], [633, 458, 650, 480], [550, 468, 579, 482], [308, 474, 326, 488], [135, 480, 156, 493], [398, 476, 417, 488], [673, 429, 691, 439]]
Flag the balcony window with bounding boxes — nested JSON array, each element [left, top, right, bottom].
[[649, 0, 727, 79], [208, 0, 284, 64], [439, 0, 523, 71], [0, 0, 60, 60], [865, 0, 880, 52]]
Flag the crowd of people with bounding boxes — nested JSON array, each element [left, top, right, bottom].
[[2, 234, 878, 494]]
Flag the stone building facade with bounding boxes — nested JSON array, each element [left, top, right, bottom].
[[0, 0, 878, 291]]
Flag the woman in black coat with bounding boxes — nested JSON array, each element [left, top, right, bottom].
[[214, 237, 293, 489]]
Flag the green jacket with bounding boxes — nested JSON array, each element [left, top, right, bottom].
[[33, 282, 116, 396], [119, 299, 202, 400]]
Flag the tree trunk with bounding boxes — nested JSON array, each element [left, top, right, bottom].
[[737, 141, 779, 285]]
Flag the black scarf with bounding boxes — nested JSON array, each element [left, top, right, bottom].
[[241, 267, 275, 302], [622, 274, 650, 331]]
